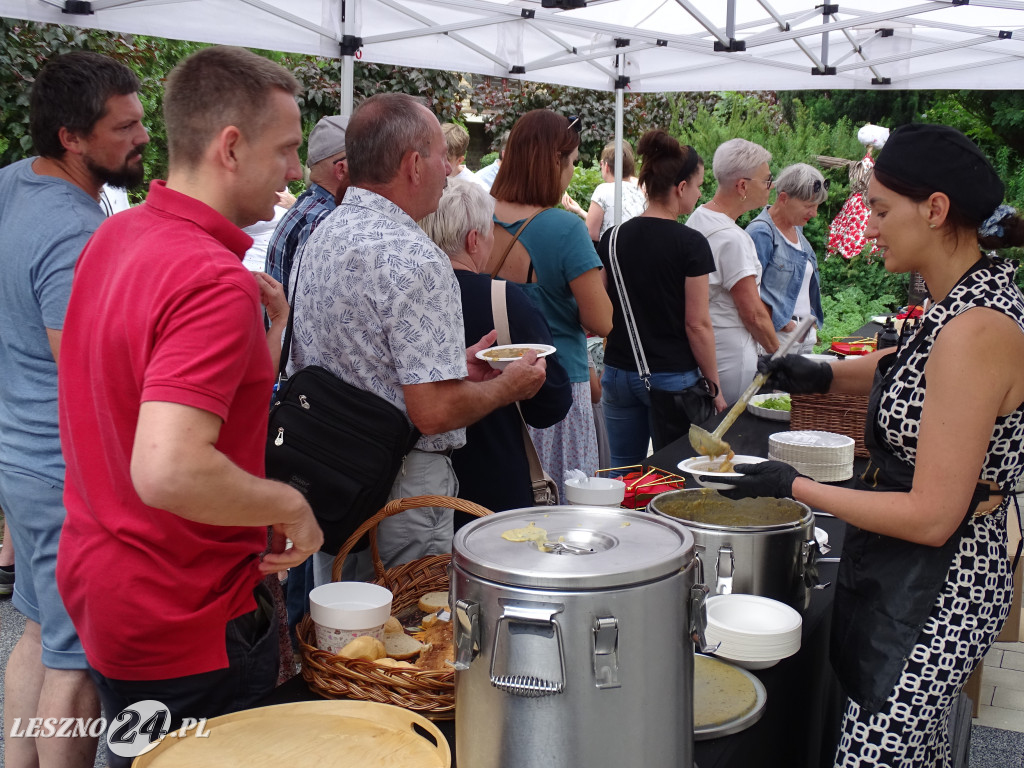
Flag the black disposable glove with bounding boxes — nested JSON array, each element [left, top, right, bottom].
[[721, 461, 807, 501], [757, 354, 833, 394]]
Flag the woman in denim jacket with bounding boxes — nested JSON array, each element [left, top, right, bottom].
[[746, 163, 827, 355]]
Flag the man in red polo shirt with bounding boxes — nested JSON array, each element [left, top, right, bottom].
[[56, 46, 322, 767]]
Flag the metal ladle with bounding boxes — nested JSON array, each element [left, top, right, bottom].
[[688, 316, 816, 459], [538, 540, 594, 555]]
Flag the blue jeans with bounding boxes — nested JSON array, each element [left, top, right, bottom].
[[600, 366, 699, 472], [285, 559, 313, 650]]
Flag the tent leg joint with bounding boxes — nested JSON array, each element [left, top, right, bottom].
[[339, 35, 362, 57], [713, 39, 746, 52], [62, 1, 93, 15]]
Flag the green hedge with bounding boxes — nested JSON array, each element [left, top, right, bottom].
[[560, 92, 1024, 345]]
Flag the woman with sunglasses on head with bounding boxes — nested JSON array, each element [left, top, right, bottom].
[[687, 138, 779, 404], [488, 110, 613, 498], [597, 130, 727, 470], [728, 124, 1024, 767], [745, 163, 828, 356]]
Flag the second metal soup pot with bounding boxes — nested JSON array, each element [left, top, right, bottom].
[[648, 488, 821, 611], [450, 505, 714, 768]]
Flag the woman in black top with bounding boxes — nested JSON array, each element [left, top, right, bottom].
[[598, 130, 726, 470]]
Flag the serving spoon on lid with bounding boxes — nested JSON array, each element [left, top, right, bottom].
[[688, 316, 816, 460]]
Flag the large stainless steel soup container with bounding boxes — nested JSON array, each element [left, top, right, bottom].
[[649, 488, 819, 610], [451, 506, 704, 768]]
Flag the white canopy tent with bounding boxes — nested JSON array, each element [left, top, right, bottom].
[[3, 0, 1023, 221], [3, 1, 1023, 93]]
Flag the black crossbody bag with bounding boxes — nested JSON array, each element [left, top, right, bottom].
[[265, 252, 419, 555]]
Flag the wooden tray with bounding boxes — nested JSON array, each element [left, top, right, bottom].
[[132, 700, 450, 767]]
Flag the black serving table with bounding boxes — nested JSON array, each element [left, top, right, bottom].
[[649, 407, 859, 768], [261, 407, 858, 768]]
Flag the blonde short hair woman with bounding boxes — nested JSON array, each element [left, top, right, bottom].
[[685, 138, 778, 404]]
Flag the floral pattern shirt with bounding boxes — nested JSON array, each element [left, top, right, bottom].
[[287, 187, 468, 451], [827, 152, 881, 261]]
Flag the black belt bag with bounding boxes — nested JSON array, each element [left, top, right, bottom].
[[648, 379, 717, 451], [266, 366, 419, 556]]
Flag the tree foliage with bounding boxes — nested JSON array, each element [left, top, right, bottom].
[[467, 77, 721, 166], [0, 19, 467, 183], [778, 90, 935, 130], [923, 91, 1024, 156], [285, 56, 468, 140], [0, 18, 201, 182]]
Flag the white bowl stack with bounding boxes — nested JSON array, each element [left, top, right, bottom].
[[704, 594, 802, 670], [768, 430, 855, 482]]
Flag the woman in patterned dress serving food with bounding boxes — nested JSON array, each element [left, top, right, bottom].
[[726, 123, 1024, 768]]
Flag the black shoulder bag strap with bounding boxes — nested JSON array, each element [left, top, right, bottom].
[[607, 225, 652, 390], [275, 242, 307, 384]]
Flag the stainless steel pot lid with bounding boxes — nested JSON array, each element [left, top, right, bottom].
[[693, 654, 768, 741], [452, 505, 693, 589]]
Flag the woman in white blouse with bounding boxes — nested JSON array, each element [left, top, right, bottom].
[[686, 138, 779, 404], [563, 141, 647, 242]]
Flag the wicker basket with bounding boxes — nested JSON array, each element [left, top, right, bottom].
[[298, 495, 491, 720], [789, 393, 870, 458]]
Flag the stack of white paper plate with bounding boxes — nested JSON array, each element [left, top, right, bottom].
[[768, 430, 855, 482], [704, 594, 802, 670]]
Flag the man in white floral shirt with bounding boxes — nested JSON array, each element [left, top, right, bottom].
[[289, 93, 546, 582]]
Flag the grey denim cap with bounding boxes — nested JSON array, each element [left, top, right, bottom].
[[307, 115, 348, 166]]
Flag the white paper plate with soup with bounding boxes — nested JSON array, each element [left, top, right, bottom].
[[678, 455, 767, 491], [476, 343, 556, 370]]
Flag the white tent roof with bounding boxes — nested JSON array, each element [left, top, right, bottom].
[[3, 0, 1024, 92]]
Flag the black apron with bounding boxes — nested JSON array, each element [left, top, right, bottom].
[[830, 296, 1008, 714]]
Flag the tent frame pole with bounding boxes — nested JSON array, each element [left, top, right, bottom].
[[612, 43, 627, 232], [339, 57, 355, 116], [339, 0, 356, 116]]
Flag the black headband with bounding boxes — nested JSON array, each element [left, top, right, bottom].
[[873, 124, 1003, 223]]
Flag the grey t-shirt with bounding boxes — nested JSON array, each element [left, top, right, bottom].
[[0, 158, 106, 484]]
